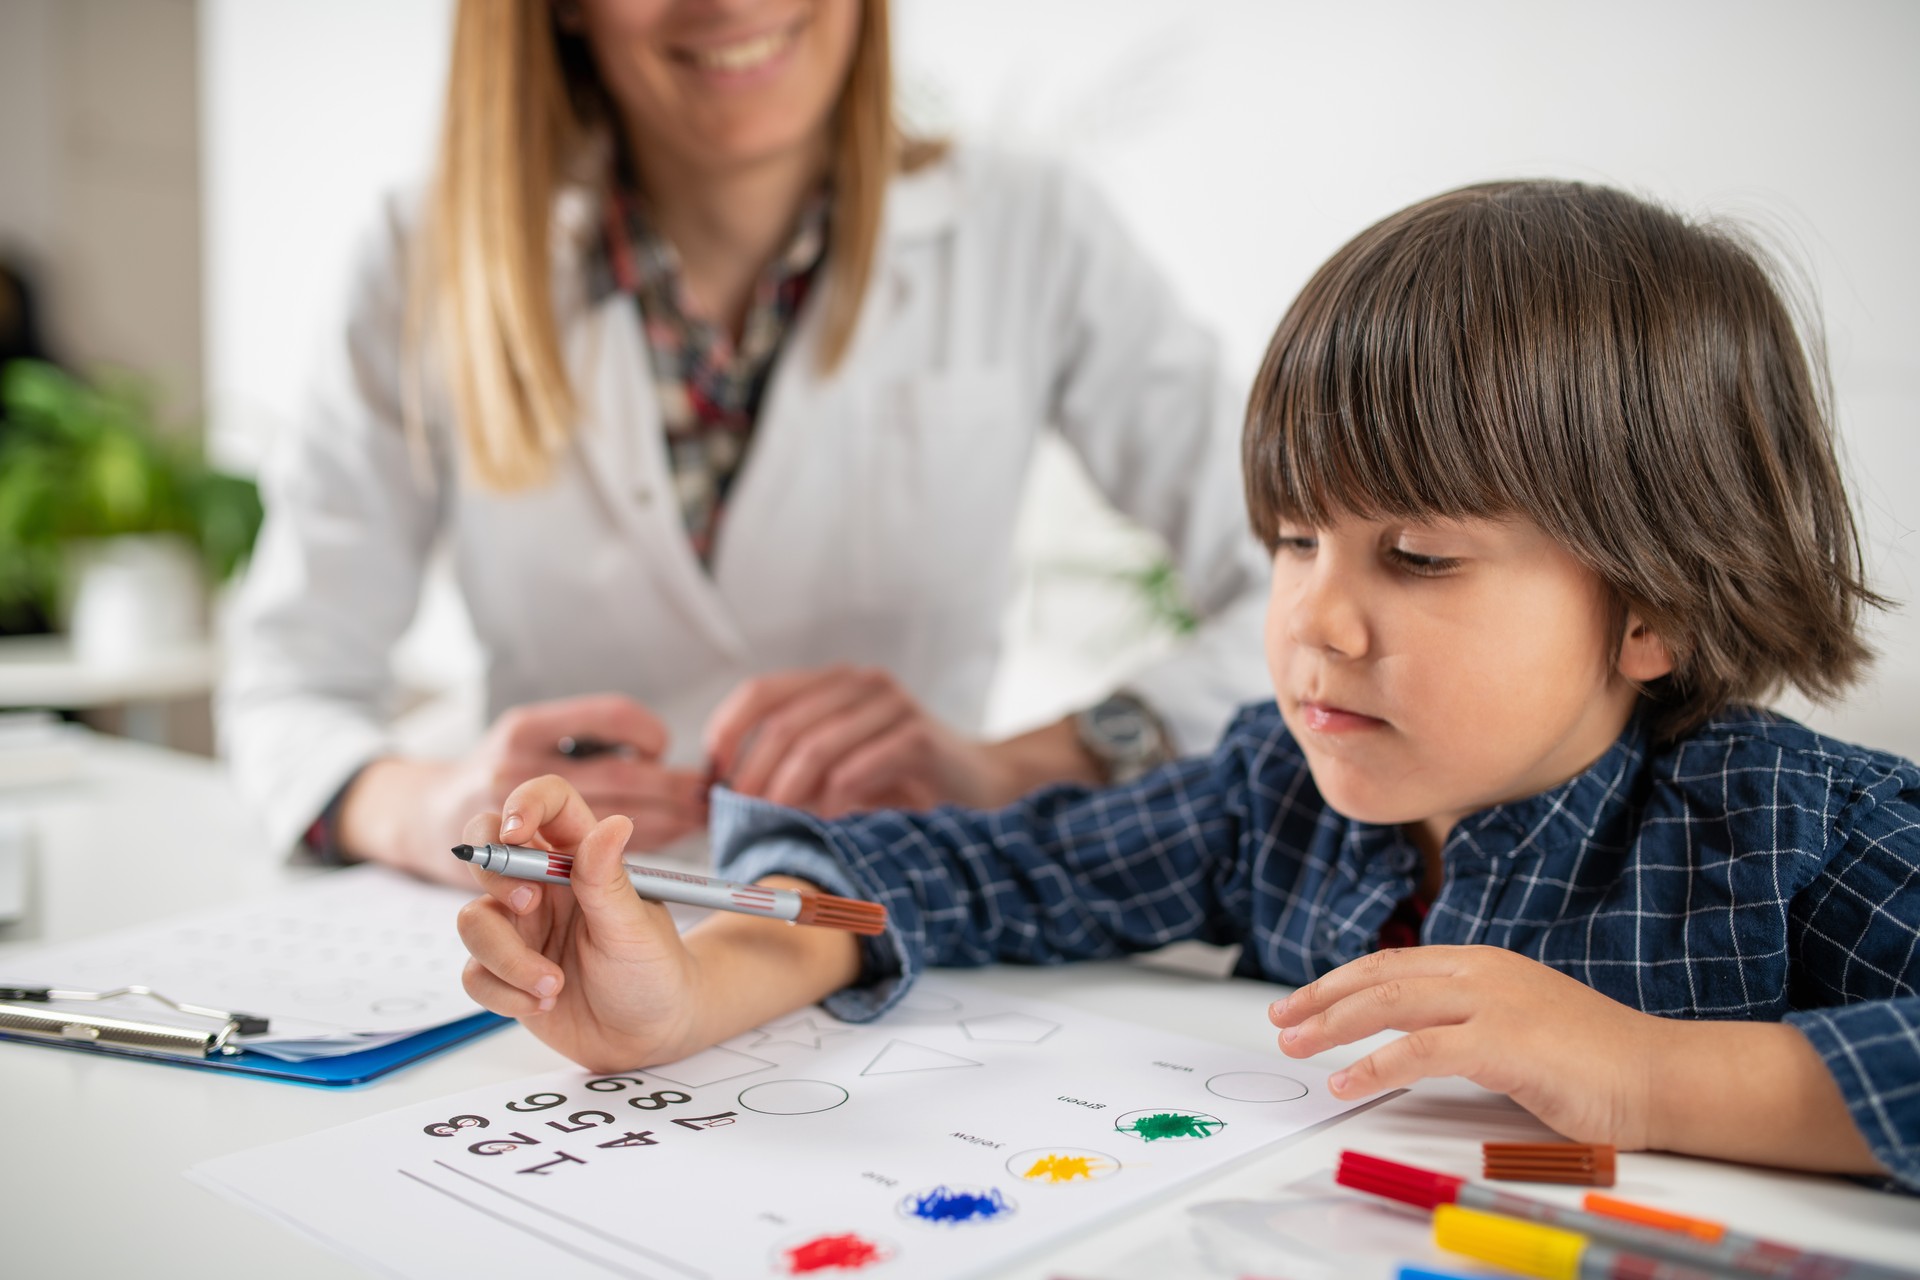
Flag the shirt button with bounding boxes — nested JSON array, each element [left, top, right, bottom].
[[1317, 924, 1340, 948], [1390, 849, 1418, 875], [633, 486, 653, 505]]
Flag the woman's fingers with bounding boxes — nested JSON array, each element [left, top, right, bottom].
[[1277, 975, 1475, 1057], [762, 696, 914, 808], [704, 670, 830, 776], [819, 719, 937, 813], [728, 673, 880, 798], [495, 694, 670, 761]]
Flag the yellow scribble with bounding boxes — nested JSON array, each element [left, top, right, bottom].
[[1021, 1153, 1108, 1183]]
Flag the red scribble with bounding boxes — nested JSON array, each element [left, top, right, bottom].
[[784, 1232, 886, 1274]]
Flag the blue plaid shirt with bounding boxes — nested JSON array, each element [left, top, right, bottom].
[[716, 701, 1920, 1191]]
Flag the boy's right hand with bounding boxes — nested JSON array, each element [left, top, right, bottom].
[[456, 775, 704, 1073]]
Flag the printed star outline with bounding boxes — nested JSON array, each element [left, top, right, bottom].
[[746, 1015, 854, 1051]]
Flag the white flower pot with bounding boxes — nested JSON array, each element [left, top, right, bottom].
[[64, 534, 208, 668]]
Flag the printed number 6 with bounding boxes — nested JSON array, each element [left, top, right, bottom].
[[423, 1114, 489, 1138], [628, 1090, 691, 1111]]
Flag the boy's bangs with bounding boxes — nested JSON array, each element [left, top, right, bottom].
[[1245, 212, 1524, 538]]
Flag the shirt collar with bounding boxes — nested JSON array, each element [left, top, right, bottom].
[[1441, 708, 1653, 865]]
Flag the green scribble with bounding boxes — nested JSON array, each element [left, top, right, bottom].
[[1120, 1111, 1224, 1141]]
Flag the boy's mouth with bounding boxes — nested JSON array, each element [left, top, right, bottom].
[[1297, 700, 1389, 734]]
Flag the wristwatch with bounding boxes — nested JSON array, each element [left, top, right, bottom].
[[1074, 692, 1175, 785]]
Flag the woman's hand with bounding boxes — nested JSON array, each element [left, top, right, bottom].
[[457, 774, 864, 1074], [703, 666, 1107, 817], [703, 666, 1000, 816], [456, 776, 706, 1073], [338, 694, 709, 884], [1271, 945, 1666, 1148]]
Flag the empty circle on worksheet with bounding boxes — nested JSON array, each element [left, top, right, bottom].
[[370, 996, 428, 1015], [1205, 1071, 1309, 1103], [738, 1079, 851, 1115]]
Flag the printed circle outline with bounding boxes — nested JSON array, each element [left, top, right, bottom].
[[1205, 1071, 1310, 1103], [737, 1078, 851, 1115]]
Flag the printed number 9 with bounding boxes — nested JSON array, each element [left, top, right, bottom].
[[585, 1075, 647, 1092], [628, 1090, 691, 1111]]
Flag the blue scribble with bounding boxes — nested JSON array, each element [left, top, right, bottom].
[[904, 1185, 1012, 1225]]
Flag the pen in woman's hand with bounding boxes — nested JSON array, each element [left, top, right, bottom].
[[555, 735, 635, 760]]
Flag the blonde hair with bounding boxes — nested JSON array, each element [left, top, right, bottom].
[[416, 0, 936, 490]]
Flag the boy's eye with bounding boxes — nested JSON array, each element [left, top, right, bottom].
[[1274, 535, 1318, 556], [1388, 546, 1461, 576]]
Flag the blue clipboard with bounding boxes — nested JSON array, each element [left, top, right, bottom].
[[0, 1010, 509, 1087]]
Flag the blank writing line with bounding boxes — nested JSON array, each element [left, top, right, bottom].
[[429, 1159, 710, 1280], [397, 1168, 649, 1279]]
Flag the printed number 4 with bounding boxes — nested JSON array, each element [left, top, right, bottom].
[[597, 1130, 659, 1148]]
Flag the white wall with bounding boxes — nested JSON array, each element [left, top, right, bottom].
[[201, 0, 1920, 757]]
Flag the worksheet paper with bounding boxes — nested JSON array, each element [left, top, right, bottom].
[[190, 976, 1375, 1280], [0, 864, 482, 1057]]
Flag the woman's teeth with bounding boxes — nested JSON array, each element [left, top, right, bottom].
[[689, 30, 792, 72]]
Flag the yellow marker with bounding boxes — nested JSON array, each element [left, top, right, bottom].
[[1434, 1204, 1589, 1280]]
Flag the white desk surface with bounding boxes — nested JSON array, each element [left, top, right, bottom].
[[3, 732, 1916, 1278]]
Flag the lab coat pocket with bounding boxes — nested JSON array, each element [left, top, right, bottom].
[[858, 368, 1036, 617]]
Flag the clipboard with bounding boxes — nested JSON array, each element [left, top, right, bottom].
[[0, 983, 508, 1087]]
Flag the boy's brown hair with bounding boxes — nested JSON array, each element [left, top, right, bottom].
[[1243, 180, 1883, 740]]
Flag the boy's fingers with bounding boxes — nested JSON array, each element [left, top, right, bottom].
[[1329, 1026, 1473, 1099], [565, 815, 651, 934], [462, 958, 555, 1019], [456, 811, 542, 910], [499, 774, 600, 849], [1272, 947, 1474, 1025], [456, 896, 564, 1002], [1278, 975, 1473, 1057]]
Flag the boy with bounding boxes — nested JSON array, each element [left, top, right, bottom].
[[456, 181, 1920, 1190]]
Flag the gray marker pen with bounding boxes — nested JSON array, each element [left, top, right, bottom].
[[451, 842, 886, 936]]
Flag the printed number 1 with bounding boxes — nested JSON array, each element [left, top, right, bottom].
[[518, 1151, 587, 1176]]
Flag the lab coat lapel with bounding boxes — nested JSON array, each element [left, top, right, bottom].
[[569, 299, 751, 661]]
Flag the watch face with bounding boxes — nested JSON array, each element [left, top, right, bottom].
[[1091, 704, 1151, 756]]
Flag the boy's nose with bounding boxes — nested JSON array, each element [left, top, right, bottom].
[[1287, 568, 1369, 658]]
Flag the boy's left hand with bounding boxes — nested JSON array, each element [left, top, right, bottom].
[[1271, 945, 1663, 1148]]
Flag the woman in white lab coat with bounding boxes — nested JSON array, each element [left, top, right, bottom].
[[220, 0, 1269, 883]]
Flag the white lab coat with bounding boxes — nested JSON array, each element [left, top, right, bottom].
[[220, 146, 1272, 855]]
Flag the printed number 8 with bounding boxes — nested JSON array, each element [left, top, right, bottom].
[[627, 1090, 691, 1111]]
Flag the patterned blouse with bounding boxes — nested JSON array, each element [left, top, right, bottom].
[[592, 182, 830, 567]]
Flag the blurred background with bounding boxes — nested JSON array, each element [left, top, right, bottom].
[[1, 0, 1915, 763]]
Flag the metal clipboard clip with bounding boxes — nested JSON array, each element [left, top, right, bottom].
[[0, 984, 270, 1058]]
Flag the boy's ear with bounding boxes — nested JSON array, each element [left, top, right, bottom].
[[1617, 612, 1676, 683]]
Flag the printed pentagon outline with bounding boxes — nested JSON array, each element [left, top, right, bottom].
[[958, 1011, 1061, 1044]]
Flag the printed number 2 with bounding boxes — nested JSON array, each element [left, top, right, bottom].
[[469, 1131, 540, 1156]]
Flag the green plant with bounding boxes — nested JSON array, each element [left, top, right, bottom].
[[0, 359, 262, 631]]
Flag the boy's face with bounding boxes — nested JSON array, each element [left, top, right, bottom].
[[1265, 513, 1652, 851]]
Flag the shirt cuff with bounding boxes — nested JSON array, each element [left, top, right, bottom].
[[709, 788, 912, 1023], [1785, 1001, 1920, 1193]]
